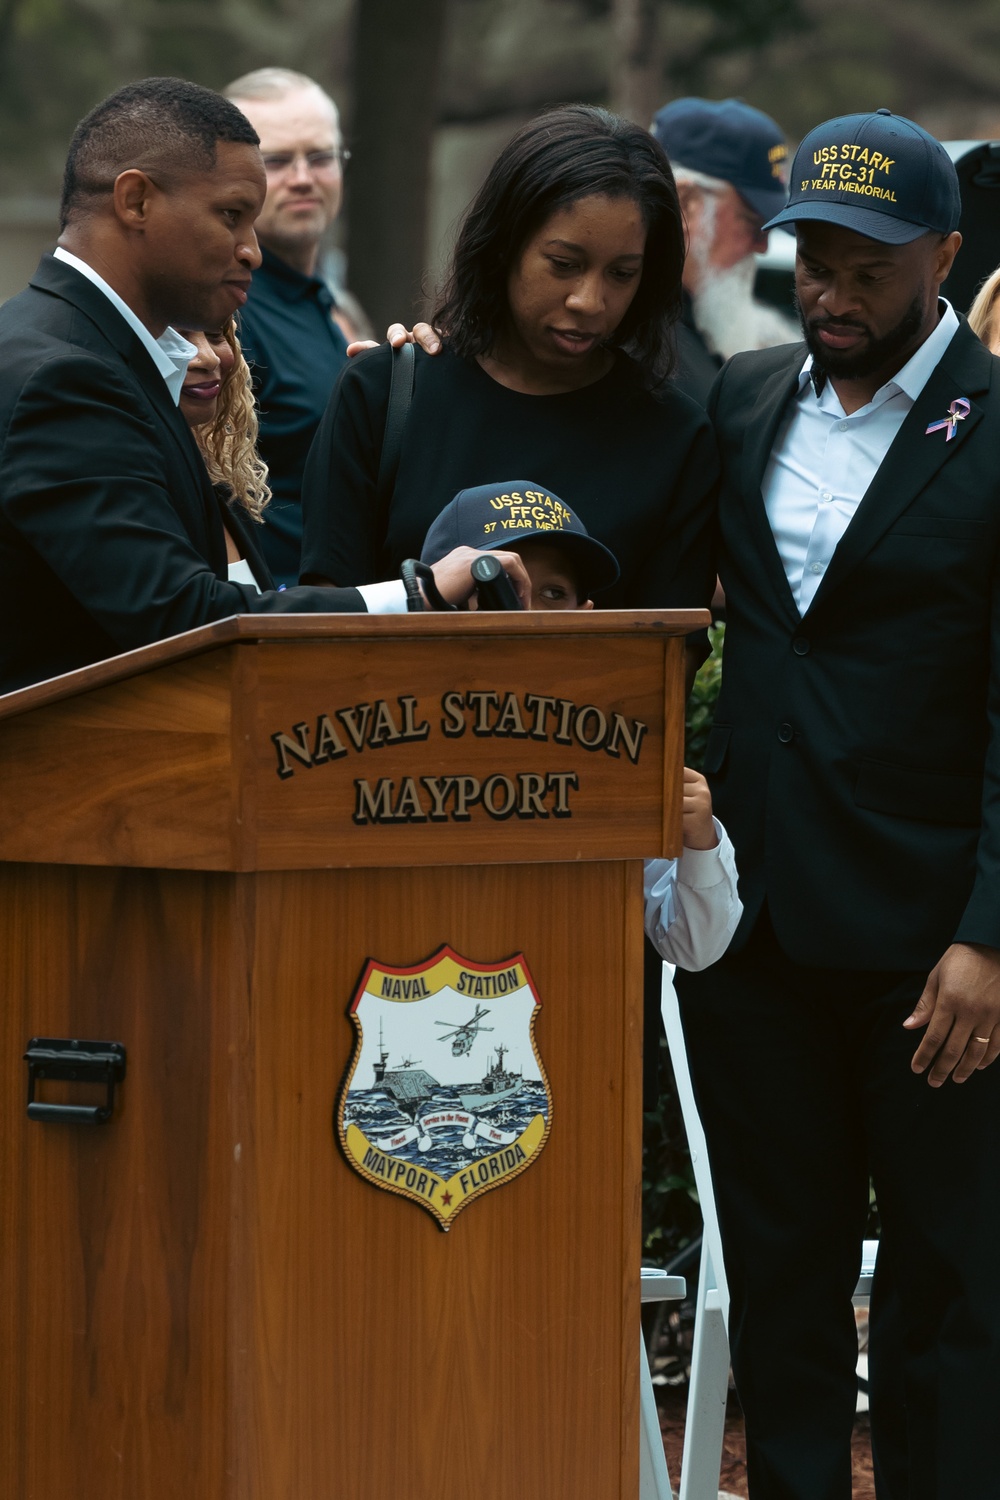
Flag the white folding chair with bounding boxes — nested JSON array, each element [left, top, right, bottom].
[[659, 963, 878, 1500], [640, 1267, 687, 1500]]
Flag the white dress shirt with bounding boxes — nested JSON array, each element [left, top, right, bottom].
[[762, 302, 960, 614], [357, 578, 410, 613], [643, 819, 742, 972], [227, 559, 261, 593], [53, 247, 196, 405]]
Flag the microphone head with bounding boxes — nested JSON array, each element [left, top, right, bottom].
[[470, 554, 504, 584]]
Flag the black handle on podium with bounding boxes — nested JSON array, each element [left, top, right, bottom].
[[24, 1038, 126, 1125]]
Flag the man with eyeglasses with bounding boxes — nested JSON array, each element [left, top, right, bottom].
[[225, 68, 356, 584]]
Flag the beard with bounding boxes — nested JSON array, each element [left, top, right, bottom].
[[691, 254, 799, 360], [801, 294, 925, 381]]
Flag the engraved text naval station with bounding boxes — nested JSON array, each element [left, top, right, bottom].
[[270, 686, 647, 826], [254, 614, 684, 866]]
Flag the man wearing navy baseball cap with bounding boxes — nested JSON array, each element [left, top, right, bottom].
[[651, 97, 795, 401], [767, 107, 961, 244], [675, 109, 1000, 1499]]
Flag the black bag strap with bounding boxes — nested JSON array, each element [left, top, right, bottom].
[[375, 340, 415, 539]]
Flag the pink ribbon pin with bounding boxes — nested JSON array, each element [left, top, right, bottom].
[[925, 397, 970, 440]]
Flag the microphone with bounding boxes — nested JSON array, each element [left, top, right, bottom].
[[470, 553, 523, 611]]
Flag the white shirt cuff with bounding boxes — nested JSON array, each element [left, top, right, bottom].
[[356, 579, 409, 614], [677, 818, 728, 888]]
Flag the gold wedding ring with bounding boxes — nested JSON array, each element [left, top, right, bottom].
[[975, 1036, 991, 1044]]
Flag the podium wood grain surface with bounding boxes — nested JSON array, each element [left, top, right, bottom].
[[0, 611, 705, 1500]]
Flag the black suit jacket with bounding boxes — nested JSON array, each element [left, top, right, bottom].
[[708, 319, 1000, 969], [0, 255, 365, 695]]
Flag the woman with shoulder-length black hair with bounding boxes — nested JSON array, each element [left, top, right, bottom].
[[436, 104, 684, 388], [300, 104, 717, 612]]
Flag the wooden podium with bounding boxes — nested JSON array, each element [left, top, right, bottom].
[[0, 608, 705, 1500]]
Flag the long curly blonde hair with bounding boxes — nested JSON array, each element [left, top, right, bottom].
[[194, 319, 271, 520], [968, 265, 1000, 356]]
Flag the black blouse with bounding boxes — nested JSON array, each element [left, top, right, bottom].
[[300, 343, 718, 612]]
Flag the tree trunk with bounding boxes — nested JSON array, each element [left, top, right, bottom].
[[346, 0, 450, 333], [610, 0, 662, 128]]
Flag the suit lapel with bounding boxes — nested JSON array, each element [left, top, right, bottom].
[[31, 254, 214, 513], [118, 335, 217, 504], [115, 337, 228, 568], [735, 351, 804, 625], [805, 320, 992, 614], [220, 492, 276, 590]]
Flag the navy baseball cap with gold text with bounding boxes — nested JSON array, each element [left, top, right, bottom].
[[764, 108, 961, 244], [421, 481, 620, 596], [651, 97, 788, 221]]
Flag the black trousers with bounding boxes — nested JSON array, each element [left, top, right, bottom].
[[675, 915, 1000, 1500]]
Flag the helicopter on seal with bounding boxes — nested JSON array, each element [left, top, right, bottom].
[[435, 1005, 494, 1057]]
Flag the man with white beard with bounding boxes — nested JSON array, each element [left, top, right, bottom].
[[652, 97, 795, 403]]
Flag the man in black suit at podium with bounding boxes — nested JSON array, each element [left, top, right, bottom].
[[0, 78, 526, 696], [677, 111, 1000, 1499]]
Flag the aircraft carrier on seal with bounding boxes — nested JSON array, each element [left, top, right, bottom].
[[372, 1023, 437, 1115]]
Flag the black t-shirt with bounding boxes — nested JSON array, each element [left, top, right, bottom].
[[300, 343, 718, 611]]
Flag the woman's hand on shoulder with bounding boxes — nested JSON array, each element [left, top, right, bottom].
[[346, 322, 442, 358]]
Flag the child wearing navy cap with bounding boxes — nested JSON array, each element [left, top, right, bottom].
[[420, 478, 618, 609], [421, 480, 742, 969]]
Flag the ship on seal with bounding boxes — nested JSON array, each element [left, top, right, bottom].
[[459, 1043, 524, 1112], [372, 1022, 438, 1116]]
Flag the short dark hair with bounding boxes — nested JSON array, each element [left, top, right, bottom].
[[433, 105, 685, 386], [61, 77, 259, 230]]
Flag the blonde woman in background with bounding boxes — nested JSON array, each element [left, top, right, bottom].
[[968, 265, 1000, 353], [175, 319, 272, 589]]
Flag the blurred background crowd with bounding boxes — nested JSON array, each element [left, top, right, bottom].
[[3, 0, 1000, 324]]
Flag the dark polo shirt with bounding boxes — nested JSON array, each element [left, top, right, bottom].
[[238, 246, 348, 585]]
